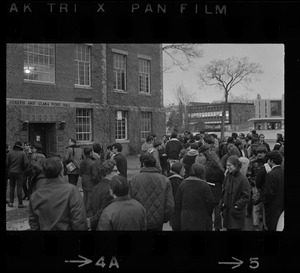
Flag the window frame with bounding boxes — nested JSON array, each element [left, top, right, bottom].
[[76, 108, 93, 142], [115, 110, 128, 140], [138, 58, 151, 94], [24, 43, 55, 83], [141, 112, 152, 140], [113, 53, 127, 92], [74, 44, 92, 87]]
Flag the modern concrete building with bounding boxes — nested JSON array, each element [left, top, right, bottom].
[[187, 101, 255, 134], [6, 44, 165, 156], [248, 94, 284, 139]]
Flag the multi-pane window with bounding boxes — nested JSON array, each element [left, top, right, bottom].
[[75, 44, 91, 86], [270, 101, 282, 116], [139, 59, 150, 93], [141, 112, 152, 139], [24, 44, 55, 83], [115, 111, 128, 140], [76, 109, 92, 142], [113, 53, 126, 91]]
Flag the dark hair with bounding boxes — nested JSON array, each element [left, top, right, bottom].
[[204, 136, 214, 145], [92, 143, 103, 154], [112, 143, 122, 152], [171, 162, 183, 174], [227, 137, 234, 144], [32, 143, 42, 152], [146, 135, 154, 143], [227, 155, 242, 170], [140, 152, 156, 167], [110, 175, 129, 197], [267, 150, 283, 165], [190, 143, 199, 150], [170, 131, 178, 139], [84, 147, 92, 156], [194, 134, 201, 141], [190, 163, 206, 179], [69, 138, 77, 144], [231, 132, 238, 139], [42, 157, 62, 178]]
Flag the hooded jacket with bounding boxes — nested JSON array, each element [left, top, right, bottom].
[[129, 167, 174, 230], [182, 149, 199, 177]]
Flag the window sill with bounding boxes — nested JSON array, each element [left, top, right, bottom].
[[24, 80, 55, 85], [74, 85, 92, 89], [139, 92, 151, 96], [113, 89, 127, 94], [116, 139, 130, 144]]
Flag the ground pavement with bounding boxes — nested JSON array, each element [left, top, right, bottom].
[[6, 155, 254, 231]]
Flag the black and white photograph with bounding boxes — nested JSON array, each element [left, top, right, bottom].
[[5, 1, 298, 272]]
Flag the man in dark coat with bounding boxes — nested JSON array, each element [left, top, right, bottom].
[[172, 163, 215, 231], [6, 141, 29, 208], [165, 131, 183, 165], [130, 152, 174, 231], [182, 142, 199, 178], [111, 143, 127, 178], [97, 175, 146, 230], [28, 157, 87, 230], [264, 151, 284, 231]]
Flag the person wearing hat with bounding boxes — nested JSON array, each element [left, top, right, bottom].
[[264, 150, 284, 231], [6, 141, 29, 208], [182, 142, 199, 178], [219, 155, 251, 231], [63, 138, 84, 186]]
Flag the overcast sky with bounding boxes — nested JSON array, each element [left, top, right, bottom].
[[163, 44, 284, 106]]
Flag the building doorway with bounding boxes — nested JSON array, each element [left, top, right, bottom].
[[28, 123, 57, 157]]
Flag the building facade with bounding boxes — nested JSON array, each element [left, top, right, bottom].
[[187, 102, 255, 134], [248, 94, 284, 138], [6, 44, 165, 157]]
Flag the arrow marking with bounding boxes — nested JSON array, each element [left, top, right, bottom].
[[218, 256, 243, 269], [65, 255, 93, 267]]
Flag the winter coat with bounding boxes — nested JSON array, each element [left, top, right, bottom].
[[97, 196, 147, 230], [182, 149, 198, 177], [63, 145, 84, 175], [220, 171, 251, 230], [113, 153, 127, 177], [172, 176, 215, 231], [28, 177, 87, 230], [129, 167, 174, 230], [6, 148, 29, 175], [79, 157, 94, 192], [86, 177, 113, 230], [91, 157, 104, 185], [205, 165, 224, 204], [165, 138, 183, 160], [264, 166, 284, 231]]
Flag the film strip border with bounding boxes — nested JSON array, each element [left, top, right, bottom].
[[6, 1, 300, 42], [6, 232, 296, 271]]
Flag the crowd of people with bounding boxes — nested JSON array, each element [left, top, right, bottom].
[[5, 129, 284, 231]]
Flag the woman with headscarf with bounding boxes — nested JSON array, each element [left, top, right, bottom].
[[172, 163, 215, 231], [219, 155, 251, 231]]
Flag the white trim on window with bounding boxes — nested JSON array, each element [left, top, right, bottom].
[[111, 48, 128, 55]]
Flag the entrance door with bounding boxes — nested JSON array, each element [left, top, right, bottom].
[[29, 123, 57, 157]]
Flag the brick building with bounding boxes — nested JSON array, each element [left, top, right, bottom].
[[6, 44, 165, 157]]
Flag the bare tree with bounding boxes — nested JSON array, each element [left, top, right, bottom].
[[162, 44, 203, 72], [171, 83, 195, 132], [198, 56, 263, 139]]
